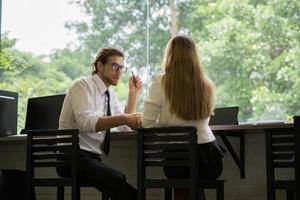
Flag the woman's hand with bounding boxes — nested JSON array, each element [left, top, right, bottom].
[[124, 113, 142, 129]]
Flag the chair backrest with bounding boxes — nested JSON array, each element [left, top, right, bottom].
[[25, 129, 79, 200], [24, 94, 65, 130], [265, 127, 295, 170], [294, 116, 300, 196], [137, 126, 198, 198], [265, 116, 300, 195]]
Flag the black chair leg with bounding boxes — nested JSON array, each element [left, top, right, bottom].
[[75, 186, 80, 200], [267, 187, 276, 200], [102, 190, 110, 200], [286, 189, 294, 200], [57, 186, 64, 200], [138, 188, 146, 200], [164, 188, 172, 200], [216, 183, 224, 200]]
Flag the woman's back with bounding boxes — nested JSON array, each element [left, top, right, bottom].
[[142, 74, 215, 144], [142, 35, 215, 144]]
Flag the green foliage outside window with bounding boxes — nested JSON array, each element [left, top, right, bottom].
[[1, 0, 299, 132]]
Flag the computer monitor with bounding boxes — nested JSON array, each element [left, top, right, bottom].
[[24, 94, 66, 130], [0, 90, 18, 136], [209, 106, 239, 125]]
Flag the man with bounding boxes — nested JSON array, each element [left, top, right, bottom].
[[58, 48, 142, 200]]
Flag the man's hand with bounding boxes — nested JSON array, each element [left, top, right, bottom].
[[129, 75, 142, 95], [124, 113, 142, 129], [125, 75, 143, 114]]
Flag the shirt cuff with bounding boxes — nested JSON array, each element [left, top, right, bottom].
[[117, 125, 130, 132]]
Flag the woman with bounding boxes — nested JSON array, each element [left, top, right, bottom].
[[142, 35, 224, 200]]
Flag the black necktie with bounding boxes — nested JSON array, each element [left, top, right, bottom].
[[102, 90, 111, 156]]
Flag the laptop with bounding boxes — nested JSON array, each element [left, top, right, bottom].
[[209, 106, 239, 125]]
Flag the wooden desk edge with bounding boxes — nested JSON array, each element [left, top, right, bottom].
[[0, 131, 137, 143], [210, 123, 293, 131], [0, 123, 293, 143]]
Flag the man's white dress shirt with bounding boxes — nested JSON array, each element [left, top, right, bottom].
[[59, 74, 128, 155], [142, 74, 215, 144]]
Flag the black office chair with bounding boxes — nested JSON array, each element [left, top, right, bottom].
[[24, 94, 110, 199], [265, 116, 300, 200], [25, 129, 109, 200], [137, 126, 225, 200], [26, 129, 79, 200], [0, 169, 35, 200]]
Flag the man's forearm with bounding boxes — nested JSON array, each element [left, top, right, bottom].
[[95, 115, 126, 132], [125, 91, 138, 113]]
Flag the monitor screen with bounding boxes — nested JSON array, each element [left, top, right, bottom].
[[209, 106, 239, 125], [0, 90, 18, 136], [24, 94, 65, 130]]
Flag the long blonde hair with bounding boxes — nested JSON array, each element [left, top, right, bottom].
[[162, 35, 214, 120]]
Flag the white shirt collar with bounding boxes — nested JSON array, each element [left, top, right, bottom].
[[92, 74, 110, 95]]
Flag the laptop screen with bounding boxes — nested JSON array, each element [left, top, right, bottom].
[[209, 106, 239, 125], [24, 94, 65, 131]]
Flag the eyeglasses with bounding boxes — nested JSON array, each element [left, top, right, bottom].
[[111, 63, 127, 72]]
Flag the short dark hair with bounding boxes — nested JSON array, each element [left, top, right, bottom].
[[92, 48, 124, 75]]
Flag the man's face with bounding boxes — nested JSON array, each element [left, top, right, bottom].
[[97, 56, 124, 86]]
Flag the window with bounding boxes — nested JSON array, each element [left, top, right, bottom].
[[1, 0, 299, 132]]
